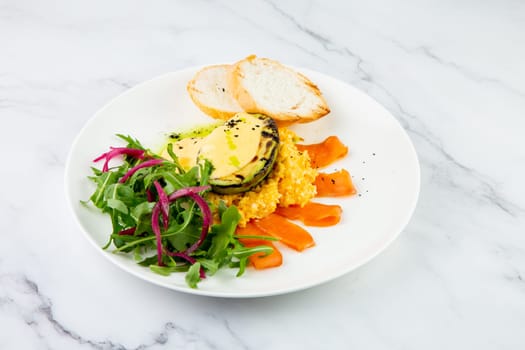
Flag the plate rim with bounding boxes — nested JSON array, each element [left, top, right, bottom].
[[64, 65, 421, 298]]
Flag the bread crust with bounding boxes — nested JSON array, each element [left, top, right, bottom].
[[187, 56, 331, 124], [187, 64, 242, 120], [228, 55, 330, 123], [228, 56, 259, 114]]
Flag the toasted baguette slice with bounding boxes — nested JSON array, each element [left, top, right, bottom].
[[229, 55, 330, 123], [187, 64, 243, 120]]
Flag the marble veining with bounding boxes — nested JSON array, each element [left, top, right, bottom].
[[1, 0, 524, 349], [258, 1, 524, 218], [384, 38, 525, 98], [0, 273, 252, 349]]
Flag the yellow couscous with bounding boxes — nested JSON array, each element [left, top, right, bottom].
[[208, 127, 318, 226]]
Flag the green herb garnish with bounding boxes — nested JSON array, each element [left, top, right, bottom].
[[86, 134, 273, 288]]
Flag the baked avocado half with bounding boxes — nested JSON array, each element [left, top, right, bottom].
[[203, 113, 279, 194]]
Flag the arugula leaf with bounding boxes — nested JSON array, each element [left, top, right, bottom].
[[116, 134, 146, 150], [165, 143, 186, 173], [133, 246, 143, 261], [197, 258, 220, 276], [137, 255, 159, 267], [150, 264, 189, 276], [199, 159, 213, 187], [90, 171, 119, 208], [230, 244, 274, 277], [207, 205, 241, 260], [232, 245, 274, 259], [86, 134, 262, 289], [233, 235, 278, 241], [131, 201, 155, 220], [185, 262, 202, 288], [107, 199, 128, 214], [217, 200, 228, 218], [237, 257, 248, 277]]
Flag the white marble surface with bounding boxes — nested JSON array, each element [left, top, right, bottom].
[[1, 0, 524, 348]]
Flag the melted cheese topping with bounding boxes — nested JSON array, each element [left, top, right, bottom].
[[165, 113, 262, 179], [168, 137, 204, 170]]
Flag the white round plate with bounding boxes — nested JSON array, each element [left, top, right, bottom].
[[65, 66, 420, 298]]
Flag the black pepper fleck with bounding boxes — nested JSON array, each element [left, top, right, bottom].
[[331, 179, 336, 184]]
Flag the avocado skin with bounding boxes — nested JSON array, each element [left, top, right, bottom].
[[210, 114, 279, 194]]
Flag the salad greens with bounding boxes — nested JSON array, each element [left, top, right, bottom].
[[86, 134, 273, 288]]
